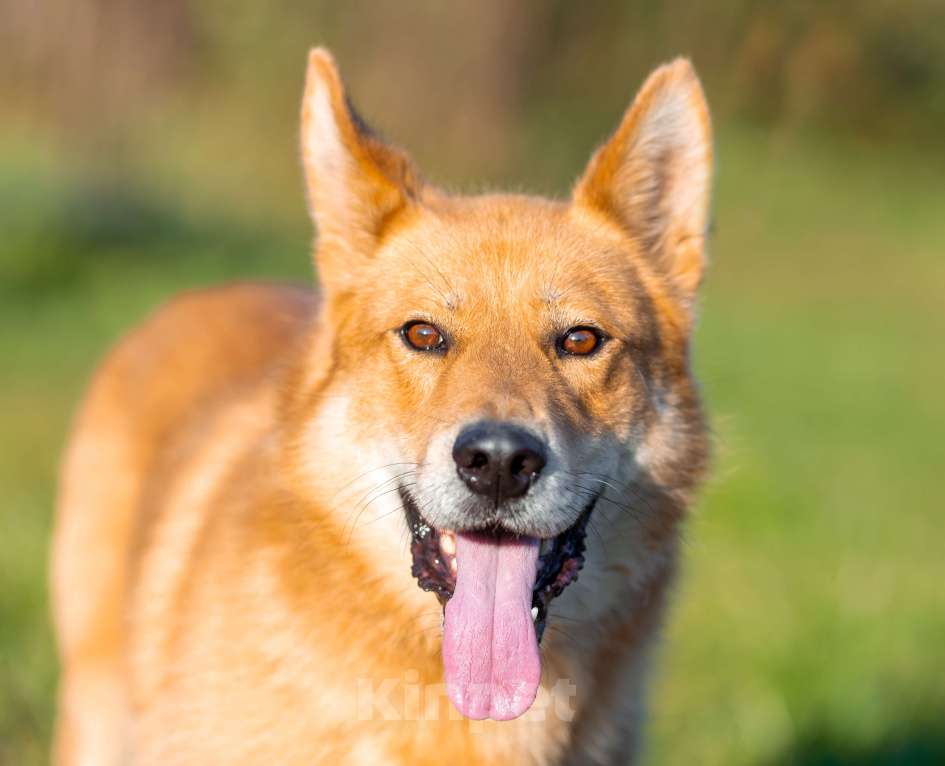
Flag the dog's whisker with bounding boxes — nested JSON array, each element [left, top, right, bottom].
[[332, 461, 419, 502], [342, 474, 418, 548]]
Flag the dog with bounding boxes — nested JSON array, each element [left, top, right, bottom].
[[51, 48, 713, 765]]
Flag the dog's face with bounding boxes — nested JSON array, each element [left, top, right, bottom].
[[375, 201, 658, 538], [294, 49, 711, 720]]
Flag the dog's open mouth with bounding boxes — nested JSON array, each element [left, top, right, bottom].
[[403, 489, 596, 642], [402, 486, 597, 720]]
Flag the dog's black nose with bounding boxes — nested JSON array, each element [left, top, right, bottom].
[[452, 422, 547, 503]]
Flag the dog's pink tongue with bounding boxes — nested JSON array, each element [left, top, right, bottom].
[[443, 532, 541, 720]]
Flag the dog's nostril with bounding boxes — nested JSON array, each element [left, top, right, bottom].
[[452, 422, 547, 503], [509, 454, 526, 477], [510, 449, 544, 479], [470, 451, 489, 470], [454, 446, 489, 472]]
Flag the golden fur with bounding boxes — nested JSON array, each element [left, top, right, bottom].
[[52, 49, 713, 764]]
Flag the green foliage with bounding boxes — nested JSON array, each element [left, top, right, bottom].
[[0, 159, 310, 297]]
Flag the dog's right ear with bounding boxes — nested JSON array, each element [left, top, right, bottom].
[[301, 48, 422, 292]]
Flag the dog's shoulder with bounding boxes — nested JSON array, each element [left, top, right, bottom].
[[77, 281, 315, 434]]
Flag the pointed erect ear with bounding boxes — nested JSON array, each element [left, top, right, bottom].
[[573, 59, 713, 310], [301, 48, 422, 289]]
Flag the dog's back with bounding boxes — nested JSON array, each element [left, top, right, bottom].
[[52, 284, 314, 763]]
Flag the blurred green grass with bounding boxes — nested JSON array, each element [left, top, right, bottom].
[[1, 124, 944, 765]]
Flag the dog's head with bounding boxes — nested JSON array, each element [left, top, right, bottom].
[[293, 49, 712, 720]]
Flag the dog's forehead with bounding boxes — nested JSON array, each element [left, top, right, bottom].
[[379, 195, 635, 315]]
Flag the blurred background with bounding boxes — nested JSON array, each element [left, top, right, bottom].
[[2, 1, 944, 763]]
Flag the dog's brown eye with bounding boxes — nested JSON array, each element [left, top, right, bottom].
[[402, 321, 446, 352], [558, 326, 603, 356]]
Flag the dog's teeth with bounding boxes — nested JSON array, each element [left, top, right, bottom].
[[439, 534, 455, 556], [450, 558, 457, 574], [531, 607, 539, 620]]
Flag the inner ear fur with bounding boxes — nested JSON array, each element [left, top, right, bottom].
[[300, 48, 423, 288], [574, 58, 713, 309]]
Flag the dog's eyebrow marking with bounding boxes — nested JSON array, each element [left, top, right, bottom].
[[398, 236, 462, 312], [541, 285, 565, 304]]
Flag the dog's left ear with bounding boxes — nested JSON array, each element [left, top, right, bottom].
[[301, 48, 422, 291], [573, 59, 712, 311]]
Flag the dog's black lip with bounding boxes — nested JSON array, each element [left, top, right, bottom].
[[401, 485, 599, 642], [529, 496, 596, 641]]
